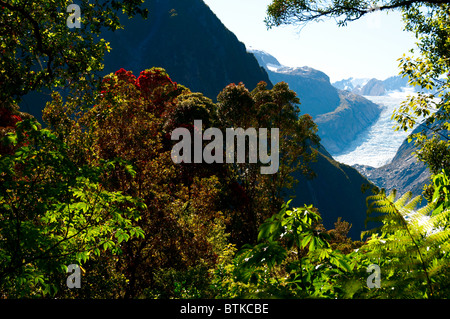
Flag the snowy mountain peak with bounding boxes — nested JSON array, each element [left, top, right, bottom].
[[247, 48, 282, 68], [248, 48, 331, 83], [333, 77, 371, 92], [333, 76, 414, 96]]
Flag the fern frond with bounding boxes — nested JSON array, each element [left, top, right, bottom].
[[403, 194, 423, 213], [416, 200, 435, 216], [406, 211, 430, 235], [386, 189, 397, 203], [364, 189, 436, 295], [426, 227, 450, 246], [395, 191, 413, 214], [427, 208, 450, 231], [427, 256, 450, 277], [360, 227, 381, 240]]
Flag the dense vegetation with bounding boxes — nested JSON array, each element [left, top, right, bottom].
[[1, 0, 450, 299]]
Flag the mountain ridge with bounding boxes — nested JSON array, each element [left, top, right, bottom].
[[333, 75, 412, 96], [250, 49, 382, 154], [101, 0, 272, 100]]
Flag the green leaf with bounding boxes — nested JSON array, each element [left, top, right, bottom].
[[301, 233, 312, 249], [309, 236, 316, 251], [5, 134, 17, 146]]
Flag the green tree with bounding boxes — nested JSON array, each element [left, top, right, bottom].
[[0, 0, 147, 105], [233, 200, 353, 298], [0, 118, 144, 297], [215, 81, 320, 245]]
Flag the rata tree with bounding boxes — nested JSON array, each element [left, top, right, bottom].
[[44, 67, 230, 298], [0, 103, 34, 155]]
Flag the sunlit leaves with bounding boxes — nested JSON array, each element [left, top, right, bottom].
[[234, 201, 352, 298], [0, 118, 144, 297], [390, 4, 450, 179], [362, 185, 450, 297], [0, 0, 147, 104]]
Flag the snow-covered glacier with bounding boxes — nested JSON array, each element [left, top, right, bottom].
[[333, 89, 418, 168]]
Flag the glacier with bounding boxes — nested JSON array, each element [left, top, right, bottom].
[[333, 88, 418, 168]]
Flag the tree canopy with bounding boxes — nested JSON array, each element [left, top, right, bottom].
[[265, 0, 450, 27], [0, 0, 147, 105]]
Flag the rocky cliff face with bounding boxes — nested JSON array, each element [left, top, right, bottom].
[[101, 0, 271, 100], [353, 125, 431, 200], [251, 49, 340, 117], [250, 49, 381, 154], [356, 78, 386, 96], [315, 91, 382, 154]]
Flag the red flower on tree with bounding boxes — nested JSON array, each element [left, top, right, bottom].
[[115, 68, 137, 85], [0, 107, 22, 128], [135, 68, 180, 116]]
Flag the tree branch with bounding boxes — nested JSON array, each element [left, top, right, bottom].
[[0, 0, 49, 56], [268, 0, 450, 27]]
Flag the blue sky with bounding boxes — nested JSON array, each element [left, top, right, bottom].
[[203, 0, 418, 83]]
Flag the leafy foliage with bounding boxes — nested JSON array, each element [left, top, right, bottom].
[[0, 0, 147, 104], [43, 68, 226, 298], [0, 118, 144, 297], [233, 201, 354, 298], [360, 184, 450, 298], [36, 65, 321, 298]]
